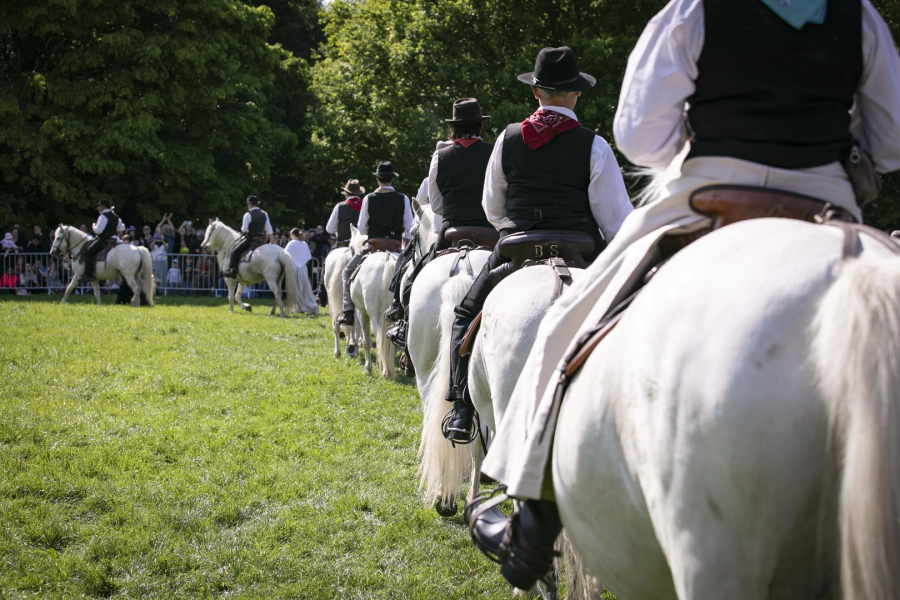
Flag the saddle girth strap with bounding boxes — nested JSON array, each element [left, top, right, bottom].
[[450, 245, 474, 278]]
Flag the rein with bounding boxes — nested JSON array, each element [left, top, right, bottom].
[[55, 225, 88, 257]]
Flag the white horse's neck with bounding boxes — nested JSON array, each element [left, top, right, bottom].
[[63, 225, 91, 253], [210, 222, 240, 250]]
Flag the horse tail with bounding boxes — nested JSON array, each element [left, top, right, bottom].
[[375, 253, 398, 378], [139, 246, 155, 306], [814, 255, 900, 600], [279, 251, 301, 314], [418, 271, 477, 512]]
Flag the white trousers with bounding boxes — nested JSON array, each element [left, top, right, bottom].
[[481, 156, 860, 500]]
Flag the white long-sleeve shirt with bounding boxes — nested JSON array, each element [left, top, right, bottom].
[[240, 207, 273, 234], [416, 175, 444, 234], [425, 140, 457, 218], [482, 106, 634, 243], [93, 210, 119, 235], [285, 239, 312, 268], [357, 186, 415, 239], [613, 0, 900, 173], [325, 197, 361, 234]]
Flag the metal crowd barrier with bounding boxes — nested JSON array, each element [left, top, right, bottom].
[[0, 251, 322, 298]]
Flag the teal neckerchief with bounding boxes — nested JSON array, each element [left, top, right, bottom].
[[760, 0, 827, 30]]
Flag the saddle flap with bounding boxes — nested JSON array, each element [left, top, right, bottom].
[[367, 237, 402, 253], [444, 226, 500, 248], [689, 185, 855, 230], [499, 230, 595, 268]]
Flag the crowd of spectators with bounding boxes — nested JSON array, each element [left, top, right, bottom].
[[1, 215, 336, 296]]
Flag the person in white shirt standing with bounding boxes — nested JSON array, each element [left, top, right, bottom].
[[222, 195, 274, 278], [285, 227, 319, 314], [338, 161, 414, 326], [473, 0, 900, 592]]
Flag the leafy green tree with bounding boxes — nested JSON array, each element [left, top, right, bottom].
[[0, 0, 300, 229]]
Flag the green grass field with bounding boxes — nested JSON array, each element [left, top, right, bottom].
[[0, 296, 518, 598]]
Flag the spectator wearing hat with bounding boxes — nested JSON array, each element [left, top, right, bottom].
[[82, 199, 121, 282], [2, 233, 18, 254], [326, 180, 366, 248], [222, 195, 274, 279], [338, 161, 414, 326]]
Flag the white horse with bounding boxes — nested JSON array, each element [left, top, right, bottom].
[[348, 225, 399, 378], [202, 219, 303, 317], [552, 218, 900, 600], [50, 224, 155, 306], [409, 223, 492, 515], [324, 247, 360, 358]]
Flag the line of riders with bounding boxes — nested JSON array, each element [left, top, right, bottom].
[[71, 0, 900, 593], [319, 0, 900, 592]]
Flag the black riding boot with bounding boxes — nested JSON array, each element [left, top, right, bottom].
[[443, 247, 508, 443], [467, 496, 562, 590], [82, 239, 103, 281]]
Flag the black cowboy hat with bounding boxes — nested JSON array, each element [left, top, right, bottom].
[[245, 195, 259, 205], [97, 198, 111, 208], [373, 161, 399, 180], [517, 46, 596, 92], [341, 179, 366, 196], [445, 98, 490, 123]]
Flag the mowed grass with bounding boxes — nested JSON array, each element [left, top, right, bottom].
[[0, 296, 512, 598]]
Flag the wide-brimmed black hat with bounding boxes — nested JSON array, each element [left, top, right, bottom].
[[373, 161, 399, 180], [445, 98, 490, 123], [97, 198, 111, 208], [245, 195, 259, 205], [341, 179, 366, 196], [517, 46, 596, 91]]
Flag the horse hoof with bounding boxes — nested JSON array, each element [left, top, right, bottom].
[[434, 499, 458, 517], [243, 305, 252, 312], [346, 345, 357, 357]]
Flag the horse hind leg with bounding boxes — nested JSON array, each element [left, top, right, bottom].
[[361, 311, 373, 374], [92, 281, 102, 305], [268, 274, 285, 317]]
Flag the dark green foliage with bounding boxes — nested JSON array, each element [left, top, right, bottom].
[[0, 0, 317, 229]]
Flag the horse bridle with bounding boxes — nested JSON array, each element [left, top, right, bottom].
[[51, 225, 87, 257]]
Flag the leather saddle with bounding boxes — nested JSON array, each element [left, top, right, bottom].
[[78, 238, 118, 264], [689, 185, 856, 229], [498, 230, 595, 268], [240, 235, 268, 262], [366, 237, 402, 253], [445, 226, 501, 248]]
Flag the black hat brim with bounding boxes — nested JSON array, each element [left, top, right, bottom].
[[445, 115, 490, 124], [517, 71, 596, 91], [372, 172, 399, 179]]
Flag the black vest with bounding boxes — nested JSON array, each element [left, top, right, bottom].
[[96, 210, 120, 242], [501, 122, 597, 230], [687, 0, 862, 169], [366, 191, 406, 241], [247, 208, 268, 236], [337, 200, 360, 242], [435, 140, 494, 227]]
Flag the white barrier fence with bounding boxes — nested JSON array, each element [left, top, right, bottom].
[[0, 252, 322, 298]]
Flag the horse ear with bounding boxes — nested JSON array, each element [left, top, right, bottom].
[[208, 218, 213, 225], [351, 224, 358, 234]]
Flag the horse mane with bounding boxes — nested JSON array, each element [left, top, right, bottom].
[[207, 219, 239, 250], [631, 141, 691, 207]]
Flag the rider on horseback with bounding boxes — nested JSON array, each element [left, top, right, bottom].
[[468, 1, 900, 591], [338, 161, 414, 326], [222, 195, 274, 279], [82, 199, 122, 283], [384, 98, 494, 346], [326, 179, 366, 249]]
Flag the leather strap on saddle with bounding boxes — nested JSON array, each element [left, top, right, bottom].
[[459, 312, 483, 358], [78, 238, 118, 264], [499, 230, 595, 269], [689, 185, 857, 229], [367, 237, 402, 253], [445, 226, 501, 248]]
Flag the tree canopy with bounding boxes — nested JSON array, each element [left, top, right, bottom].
[[2, 0, 899, 231]]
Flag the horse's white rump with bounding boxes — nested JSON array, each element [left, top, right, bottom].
[[324, 248, 358, 357], [350, 250, 398, 379], [553, 219, 900, 600]]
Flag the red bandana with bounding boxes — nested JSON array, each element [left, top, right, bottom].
[[346, 196, 362, 212], [453, 138, 481, 149], [521, 109, 579, 150]]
